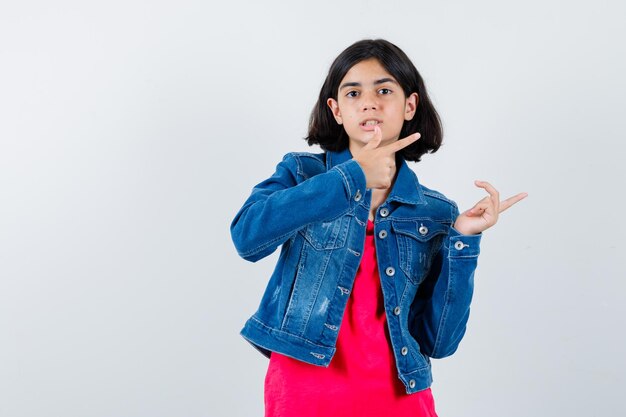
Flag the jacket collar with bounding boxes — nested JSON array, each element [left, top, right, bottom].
[[326, 147, 426, 205]]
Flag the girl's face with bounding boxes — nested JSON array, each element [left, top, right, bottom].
[[327, 58, 418, 152]]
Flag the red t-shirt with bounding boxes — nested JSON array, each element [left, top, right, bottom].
[[264, 219, 438, 417]]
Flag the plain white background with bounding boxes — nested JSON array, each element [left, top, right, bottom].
[[1, 1, 624, 416]]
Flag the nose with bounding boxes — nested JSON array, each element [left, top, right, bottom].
[[361, 91, 378, 111]]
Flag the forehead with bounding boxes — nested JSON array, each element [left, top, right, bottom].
[[341, 58, 395, 84]]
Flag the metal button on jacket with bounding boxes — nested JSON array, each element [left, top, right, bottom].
[[378, 230, 387, 239], [454, 241, 465, 250], [385, 266, 395, 277], [354, 189, 362, 201], [409, 380, 416, 388], [401, 346, 408, 356], [393, 306, 401, 315], [379, 207, 389, 217], [418, 225, 429, 235]]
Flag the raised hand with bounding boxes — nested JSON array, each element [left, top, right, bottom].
[[353, 125, 420, 189], [453, 180, 528, 235]]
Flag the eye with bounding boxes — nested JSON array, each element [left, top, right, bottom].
[[346, 90, 359, 98], [378, 88, 392, 95]]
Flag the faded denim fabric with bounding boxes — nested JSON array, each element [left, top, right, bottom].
[[230, 147, 481, 394]]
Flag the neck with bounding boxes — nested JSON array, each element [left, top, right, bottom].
[[348, 141, 363, 158]]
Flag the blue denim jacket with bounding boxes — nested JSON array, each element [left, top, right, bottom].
[[230, 147, 481, 394]]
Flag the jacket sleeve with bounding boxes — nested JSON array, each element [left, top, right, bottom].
[[410, 204, 482, 359], [230, 152, 367, 263]]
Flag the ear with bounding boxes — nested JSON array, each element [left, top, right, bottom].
[[404, 93, 419, 121], [327, 98, 343, 125]]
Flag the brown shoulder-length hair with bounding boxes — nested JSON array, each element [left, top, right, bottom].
[[306, 39, 443, 162]]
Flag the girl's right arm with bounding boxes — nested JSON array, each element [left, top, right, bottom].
[[230, 152, 366, 262]]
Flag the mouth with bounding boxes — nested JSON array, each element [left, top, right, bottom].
[[360, 119, 382, 131]]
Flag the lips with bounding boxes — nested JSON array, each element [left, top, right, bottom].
[[360, 118, 382, 126], [360, 118, 383, 131]]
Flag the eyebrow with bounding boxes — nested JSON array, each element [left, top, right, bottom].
[[339, 77, 398, 91]]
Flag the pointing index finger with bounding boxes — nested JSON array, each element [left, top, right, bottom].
[[499, 192, 528, 213], [385, 132, 421, 153]]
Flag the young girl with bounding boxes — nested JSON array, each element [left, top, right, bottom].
[[230, 39, 526, 417]]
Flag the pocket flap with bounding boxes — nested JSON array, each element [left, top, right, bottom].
[[391, 220, 449, 242]]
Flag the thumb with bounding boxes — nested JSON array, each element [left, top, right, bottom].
[[363, 125, 383, 150]]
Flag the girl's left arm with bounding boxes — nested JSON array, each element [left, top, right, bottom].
[[409, 205, 481, 359], [410, 181, 527, 358]]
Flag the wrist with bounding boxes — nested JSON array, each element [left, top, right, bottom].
[[452, 222, 477, 236]]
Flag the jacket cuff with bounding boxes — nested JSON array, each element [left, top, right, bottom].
[[332, 159, 367, 204], [447, 226, 481, 258]]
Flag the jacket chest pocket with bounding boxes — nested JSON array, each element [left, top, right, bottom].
[[299, 216, 350, 250], [392, 220, 449, 285]]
